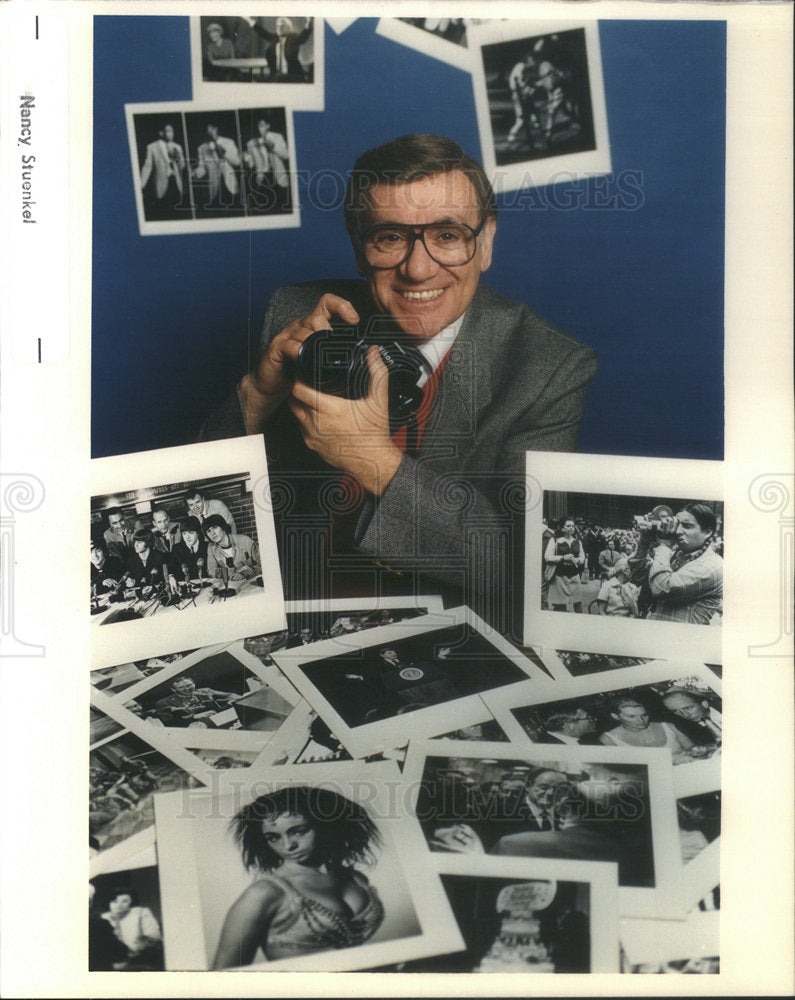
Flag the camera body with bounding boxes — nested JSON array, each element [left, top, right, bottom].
[[633, 512, 679, 536], [295, 322, 429, 431]]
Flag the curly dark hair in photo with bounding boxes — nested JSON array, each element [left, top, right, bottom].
[[231, 786, 381, 873]]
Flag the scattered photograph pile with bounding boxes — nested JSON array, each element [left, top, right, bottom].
[[90, 580, 720, 973]]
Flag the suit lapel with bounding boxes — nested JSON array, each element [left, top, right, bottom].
[[419, 286, 509, 456]]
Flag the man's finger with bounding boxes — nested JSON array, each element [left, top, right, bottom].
[[311, 293, 360, 327]]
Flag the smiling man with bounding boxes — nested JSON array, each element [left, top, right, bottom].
[[202, 134, 597, 623]]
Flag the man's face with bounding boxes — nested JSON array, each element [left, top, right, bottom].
[[133, 539, 149, 555], [186, 494, 204, 516], [163, 125, 174, 142], [527, 770, 570, 809], [208, 27, 222, 43], [90, 544, 105, 568], [206, 524, 227, 544], [663, 692, 707, 721], [153, 511, 170, 535], [563, 709, 596, 737], [380, 648, 399, 665], [258, 120, 269, 137], [355, 171, 496, 341], [173, 678, 195, 696], [207, 125, 219, 141], [276, 17, 290, 36], [182, 529, 199, 548], [675, 509, 712, 553], [108, 513, 124, 534]]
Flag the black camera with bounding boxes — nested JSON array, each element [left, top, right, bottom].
[[295, 323, 429, 431]]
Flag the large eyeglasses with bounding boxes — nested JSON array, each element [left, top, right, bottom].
[[357, 219, 487, 269]]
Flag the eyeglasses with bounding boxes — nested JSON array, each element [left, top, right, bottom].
[[356, 219, 487, 269]]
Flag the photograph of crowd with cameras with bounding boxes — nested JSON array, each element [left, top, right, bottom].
[[82, 11, 738, 981], [540, 491, 724, 626]]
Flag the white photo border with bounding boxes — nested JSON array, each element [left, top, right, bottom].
[[270, 606, 555, 759], [525, 451, 724, 663], [432, 852, 620, 973], [483, 659, 722, 792], [153, 760, 466, 972], [90, 436, 286, 668], [189, 15, 324, 110], [402, 737, 685, 920], [469, 19, 611, 193], [125, 100, 301, 236]]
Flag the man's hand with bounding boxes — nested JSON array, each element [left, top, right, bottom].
[[289, 345, 403, 496], [240, 293, 360, 433]]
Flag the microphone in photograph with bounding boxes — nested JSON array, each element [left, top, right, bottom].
[[181, 562, 191, 590], [196, 557, 205, 587]]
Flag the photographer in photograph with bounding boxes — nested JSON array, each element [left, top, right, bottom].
[[630, 502, 723, 625]]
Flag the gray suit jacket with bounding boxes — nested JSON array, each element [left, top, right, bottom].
[[200, 280, 597, 621]]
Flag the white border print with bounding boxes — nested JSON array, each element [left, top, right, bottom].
[[270, 606, 553, 759], [525, 451, 724, 663], [189, 16, 324, 111], [95, 639, 300, 748], [90, 437, 285, 668], [375, 18, 497, 72], [153, 761, 464, 971], [125, 102, 300, 236], [426, 854, 620, 973], [469, 20, 611, 194], [403, 739, 684, 920], [484, 660, 722, 792]]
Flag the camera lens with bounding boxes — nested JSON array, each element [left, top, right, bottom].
[[296, 329, 361, 396]]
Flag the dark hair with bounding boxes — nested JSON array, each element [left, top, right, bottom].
[[105, 506, 124, 522], [180, 516, 202, 534], [344, 134, 497, 235], [232, 786, 380, 873], [678, 502, 717, 536], [108, 886, 139, 906], [203, 513, 230, 534], [544, 709, 586, 731], [132, 528, 154, 547], [610, 696, 647, 716], [184, 488, 204, 503]]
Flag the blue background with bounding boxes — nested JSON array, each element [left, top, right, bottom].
[[92, 17, 726, 460]]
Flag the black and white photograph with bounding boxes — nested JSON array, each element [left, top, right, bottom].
[[375, 18, 497, 71], [114, 640, 297, 739], [525, 452, 724, 662], [543, 649, 655, 682], [262, 699, 511, 769], [153, 762, 464, 971], [270, 607, 553, 758], [485, 661, 722, 787], [90, 649, 197, 695], [126, 103, 300, 235], [676, 788, 721, 911], [403, 739, 684, 919], [89, 727, 199, 871], [185, 747, 262, 772], [90, 437, 285, 666], [470, 21, 611, 192], [275, 596, 445, 652], [189, 16, 324, 108], [89, 865, 165, 972], [371, 855, 619, 973]]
